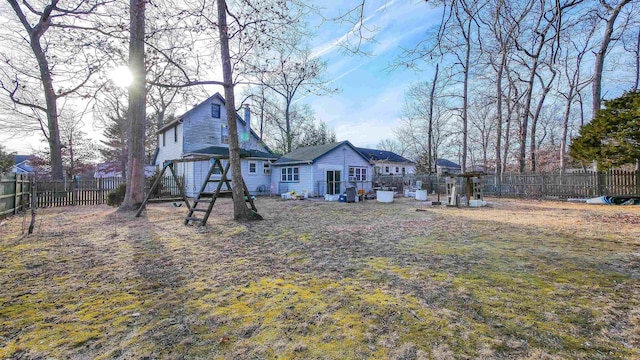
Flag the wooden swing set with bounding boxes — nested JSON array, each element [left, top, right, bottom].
[[135, 155, 257, 226]]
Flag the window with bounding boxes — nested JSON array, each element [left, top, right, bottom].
[[385, 166, 389, 174], [281, 167, 299, 182], [402, 167, 406, 175], [174, 126, 178, 143], [349, 166, 367, 181], [263, 162, 271, 175], [162, 132, 166, 147], [211, 103, 221, 118], [395, 167, 399, 173], [248, 161, 257, 174], [221, 124, 229, 144]]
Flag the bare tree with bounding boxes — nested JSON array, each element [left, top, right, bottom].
[[249, 37, 335, 153], [1, 0, 109, 179]]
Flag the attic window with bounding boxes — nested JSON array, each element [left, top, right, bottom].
[[212, 103, 221, 118]]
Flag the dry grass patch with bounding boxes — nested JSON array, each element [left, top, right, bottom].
[[0, 197, 639, 359]]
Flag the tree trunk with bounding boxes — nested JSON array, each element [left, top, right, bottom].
[[461, 20, 471, 173], [120, 0, 146, 210], [428, 64, 439, 174], [35, 41, 64, 180], [217, 0, 262, 221], [559, 86, 574, 172], [635, 28, 640, 91], [529, 71, 556, 173], [285, 101, 292, 153], [495, 52, 505, 176], [592, 0, 631, 116]]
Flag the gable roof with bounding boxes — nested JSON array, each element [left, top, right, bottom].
[[184, 146, 279, 160], [13, 154, 34, 173], [436, 158, 461, 168], [274, 141, 370, 166], [156, 92, 272, 153], [356, 148, 414, 164]]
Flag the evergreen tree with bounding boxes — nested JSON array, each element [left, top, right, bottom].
[[570, 91, 640, 169], [297, 121, 337, 149], [0, 145, 15, 174]]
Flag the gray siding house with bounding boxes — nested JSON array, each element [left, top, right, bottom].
[[271, 141, 373, 197], [154, 93, 277, 197]]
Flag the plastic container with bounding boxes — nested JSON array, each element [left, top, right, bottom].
[[415, 189, 428, 201], [376, 190, 394, 203]]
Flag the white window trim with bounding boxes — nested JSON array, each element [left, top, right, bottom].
[[212, 103, 221, 118], [248, 161, 258, 175], [263, 162, 271, 175], [349, 166, 368, 181], [281, 166, 299, 183]]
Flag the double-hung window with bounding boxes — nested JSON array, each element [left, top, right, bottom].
[[263, 162, 271, 175], [349, 167, 367, 181], [281, 167, 299, 182], [248, 161, 257, 174], [211, 103, 221, 118]]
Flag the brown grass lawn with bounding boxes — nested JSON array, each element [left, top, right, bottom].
[[1, 196, 639, 359]]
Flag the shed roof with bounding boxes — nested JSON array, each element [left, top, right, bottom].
[[274, 141, 369, 166]]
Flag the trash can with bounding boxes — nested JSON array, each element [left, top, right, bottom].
[[346, 187, 356, 203]]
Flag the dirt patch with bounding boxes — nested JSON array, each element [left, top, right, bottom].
[[1, 197, 639, 359]]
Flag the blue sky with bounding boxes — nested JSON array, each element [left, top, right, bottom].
[[303, 0, 441, 149], [3, 1, 442, 154]]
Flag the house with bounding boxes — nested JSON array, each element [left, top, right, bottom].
[[154, 93, 275, 197], [357, 148, 416, 176], [12, 155, 35, 174], [271, 141, 373, 197], [94, 162, 156, 178], [436, 158, 462, 175]]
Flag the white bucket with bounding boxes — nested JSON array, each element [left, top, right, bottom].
[[415, 190, 428, 201]]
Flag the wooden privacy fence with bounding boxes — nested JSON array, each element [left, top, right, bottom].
[[374, 170, 640, 199], [0, 175, 185, 214], [0, 174, 31, 218], [35, 177, 125, 207]]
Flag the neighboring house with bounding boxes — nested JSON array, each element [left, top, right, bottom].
[[12, 155, 34, 174], [357, 148, 416, 176], [94, 162, 156, 178], [154, 93, 275, 197], [271, 141, 373, 197], [436, 158, 462, 175]]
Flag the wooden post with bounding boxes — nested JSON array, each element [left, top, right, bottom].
[[13, 174, 19, 215], [636, 170, 640, 196]]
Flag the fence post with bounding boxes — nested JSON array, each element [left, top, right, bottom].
[[13, 174, 19, 215], [636, 170, 640, 196]]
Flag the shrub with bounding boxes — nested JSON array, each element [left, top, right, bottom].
[[107, 184, 126, 207]]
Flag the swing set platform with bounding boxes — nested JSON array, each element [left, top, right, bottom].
[[135, 153, 257, 226]]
